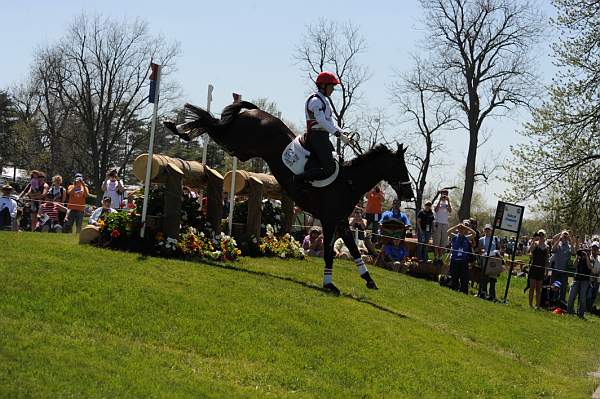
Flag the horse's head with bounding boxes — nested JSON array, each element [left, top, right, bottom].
[[386, 144, 414, 201]]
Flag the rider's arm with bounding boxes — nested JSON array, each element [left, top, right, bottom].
[[308, 97, 340, 135]]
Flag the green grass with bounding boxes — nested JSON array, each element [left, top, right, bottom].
[[1, 232, 599, 398]]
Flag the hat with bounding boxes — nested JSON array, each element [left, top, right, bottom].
[[552, 281, 562, 288], [537, 229, 546, 236], [1, 184, 12, 191], [74, 173, 83, 178], [462, 219, 471, 227], [309, 226, 322, 234], [592, 241, 600, 248], [424, 200, 432, 206], [484, 224, 492, 230]]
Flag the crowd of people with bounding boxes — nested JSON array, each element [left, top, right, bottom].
[[297, 186, 600, 319], [0, 169, 134, 234]]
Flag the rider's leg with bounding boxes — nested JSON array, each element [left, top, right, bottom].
[[298, 131, 336, 181]]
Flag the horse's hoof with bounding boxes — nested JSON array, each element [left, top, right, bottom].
[[323, 283, 341, 296], [361, 271, 378, 290]]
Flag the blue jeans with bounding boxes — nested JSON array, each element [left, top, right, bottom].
[[568, 280, 589, 317], [417, 230, 432, 262]]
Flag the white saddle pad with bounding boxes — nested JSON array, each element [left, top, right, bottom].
[[282, 136, 339, 188]]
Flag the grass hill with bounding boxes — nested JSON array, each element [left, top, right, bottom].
[[1, 232, 599, 398]]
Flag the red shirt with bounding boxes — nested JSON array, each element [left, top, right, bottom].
[[365, 191, 384, 214]]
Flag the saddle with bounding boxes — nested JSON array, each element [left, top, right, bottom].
[[281, 136, 339, 188]]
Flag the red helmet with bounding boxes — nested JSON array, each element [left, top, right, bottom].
[[315, 71, 340, 86]]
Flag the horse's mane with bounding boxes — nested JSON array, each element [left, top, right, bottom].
[[344, 144, 392, 168], [220, 101, 259, 125]]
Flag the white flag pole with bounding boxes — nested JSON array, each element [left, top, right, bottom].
[[227, 93, 241, 236], [140, 64, 161, 239], [198, 84, 214, 212], [201, 84, 214, 165]]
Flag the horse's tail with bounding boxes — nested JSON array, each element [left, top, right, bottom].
[[167, 101, 258, 138]]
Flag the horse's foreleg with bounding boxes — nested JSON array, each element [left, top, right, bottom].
[[339, 224, 378, 290], [322, 224, 340, 295]]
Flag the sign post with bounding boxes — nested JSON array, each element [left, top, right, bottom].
[[140, 62, 161, 239], [485, 201, 525, 303]]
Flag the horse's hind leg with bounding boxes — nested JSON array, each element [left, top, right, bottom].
[[321, 223, 340, 295], [338, 224, 378, 290]]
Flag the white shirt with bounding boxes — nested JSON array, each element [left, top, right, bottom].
[[89, 207, 116, 224], [435, 200, 450, 224], [0, 196, 17, 219], [306, 92, 341, 135]]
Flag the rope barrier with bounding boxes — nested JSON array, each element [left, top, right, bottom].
[[8, 195, 600, 280]]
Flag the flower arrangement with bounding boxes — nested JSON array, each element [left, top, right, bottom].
[[257, 224, 304, 260]]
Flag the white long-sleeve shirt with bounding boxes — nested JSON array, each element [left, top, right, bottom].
[[305, 91, 341, 135], [0, 196, 17, 219]]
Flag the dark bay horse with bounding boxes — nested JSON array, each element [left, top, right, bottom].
[[165, 101, 414, 294]]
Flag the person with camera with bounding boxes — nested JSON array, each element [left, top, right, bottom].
[[528, 230, 549, 308], [446, 222, 476, 294], [101, 169, 125, 209], [432, 190, 452, 265], [365, 185, 385, 232], [64, 173, 89, 234], [567, 244, 595, 318], [586, 242, 600, 313], [550, 230, 575, 304]]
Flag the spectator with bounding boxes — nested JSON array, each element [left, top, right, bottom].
[[528, 230, 549, 309], [123, 192, 137, 210], [101, 169, 125, 209], [587, 242, 600, 313], [380, 199, 411, 226], [36, 193, 67, 232], [377, 236, 407, 272], [21, 170, 49, 231], [302, 226, 324, 257], [349, 206, 367, 239], [479, 224, 498, 255], [432, 189, 452, 265], [416, 200, 435, 262], [48, 175, 67, 223], [89, 197, 116, 226], [550, 230, 575, 304], [0, 184, 17, 231], [333, 237, 369, 262], [64, 173, 89, 234], [568, 247, 593, 318], [447, 222, 475, 294], [364, 185, 385, 231]]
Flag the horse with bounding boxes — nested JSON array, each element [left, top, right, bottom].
[[165, 101, 414, 295]]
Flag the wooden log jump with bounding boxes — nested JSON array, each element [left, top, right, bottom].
[[132, 154, 224, 238], [223, 170, 294, 237]]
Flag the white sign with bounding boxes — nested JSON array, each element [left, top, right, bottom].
[[493, 201, 524, 233]]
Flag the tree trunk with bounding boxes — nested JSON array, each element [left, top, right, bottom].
[[459, 128, 479, 221]]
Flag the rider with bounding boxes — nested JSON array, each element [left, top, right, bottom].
[[296, 71, 351, 184]]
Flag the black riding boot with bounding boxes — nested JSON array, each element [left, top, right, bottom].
[[298, 130, 336, 181]]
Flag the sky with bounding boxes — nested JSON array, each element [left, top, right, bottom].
[[0, 0, 558, 209]]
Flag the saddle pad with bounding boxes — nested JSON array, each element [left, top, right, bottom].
[[282, 136, 339, 188]]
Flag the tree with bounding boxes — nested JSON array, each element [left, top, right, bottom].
[[0, 91, 18, 172], [391, 56, 457, 211], [294, 19, 371, 158], [506, 0, 600, 234], [32, 14, 180, 194], [419, 0, 543, 220]]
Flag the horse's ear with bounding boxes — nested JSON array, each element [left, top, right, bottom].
[[396, 143, 406, 155]]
